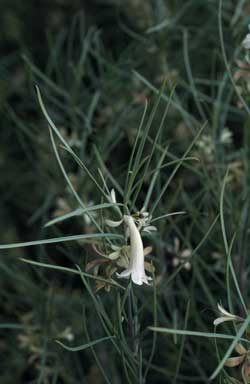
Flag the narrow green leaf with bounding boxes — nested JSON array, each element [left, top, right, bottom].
[[0, 233, 122, 249], [36, 86, 106, 197], [148, 327, 250, 343], [45, 203, 121, 227], [20, 258, 125, 289], [151, 122, 207, 214], [220, 170, 247, 314], [56, 336, 115, 352]]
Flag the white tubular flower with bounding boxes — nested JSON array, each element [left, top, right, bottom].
[[243, 28, 250, 50], [117, 215, 152, 285], [213, 303, 243, 326]]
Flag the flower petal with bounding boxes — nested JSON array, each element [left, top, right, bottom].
[[213, 316, 235, 326], [131, 270, 144, 285], [131, 270, 152, 286], [172, 257, 180, 267], [217, 304, 236, 318], [143, 277, 152, 286], [235, 343, 247, 355], [143, 226, 157, 233], [184, 261, 192, 271], [243, 33, 250, 49], [106, 219, 123, 227], [181, 249, 192, 258], [117, 269, 131, 278], [224, 355, 245, 367], [108, 251, 120, 260]]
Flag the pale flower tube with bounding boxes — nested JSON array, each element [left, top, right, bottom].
[[117, 215, 152, 285], [213, 303, 243, 326], [243, 28, 250, 50]]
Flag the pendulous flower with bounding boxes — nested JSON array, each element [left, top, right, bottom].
[[116, 215, 152, 285]]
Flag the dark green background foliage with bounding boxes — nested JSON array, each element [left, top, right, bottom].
[[1, 1, 250, 383]]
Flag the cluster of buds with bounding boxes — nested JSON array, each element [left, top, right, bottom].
[[194, 128, 232, 163], [170, 237, 192, 271]]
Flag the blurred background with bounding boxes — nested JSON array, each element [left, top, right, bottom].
[[1, 1, 250, 383]]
